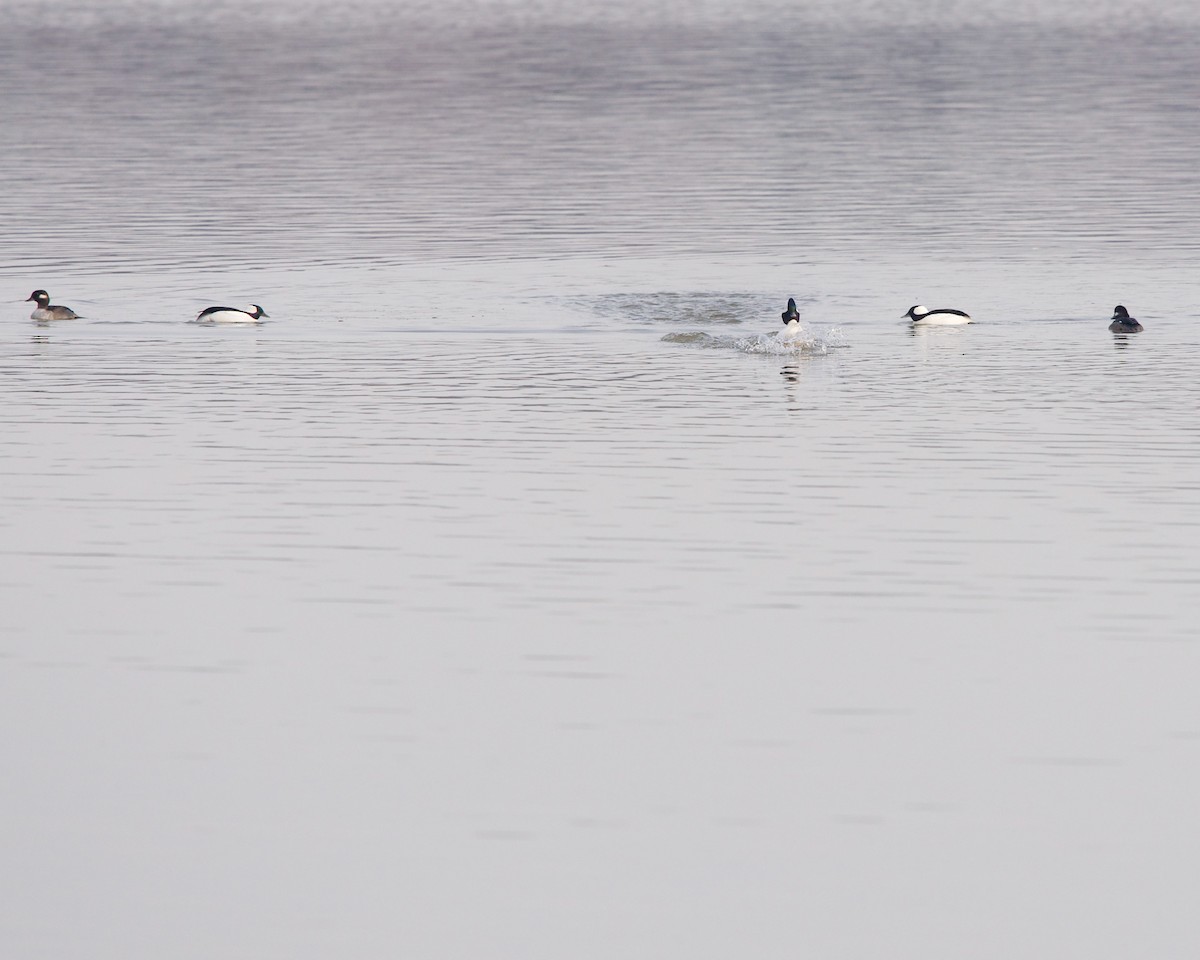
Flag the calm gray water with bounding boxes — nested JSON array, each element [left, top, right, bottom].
[[3, 0, 1200, 957]]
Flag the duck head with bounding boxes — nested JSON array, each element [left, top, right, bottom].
[[781, 297, 799, 325]]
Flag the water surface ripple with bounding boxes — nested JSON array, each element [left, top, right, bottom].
[[3, 1, 1200, 958]]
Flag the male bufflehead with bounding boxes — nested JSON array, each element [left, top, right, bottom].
[[904, 305, 972, 325], [1108, 305, 1143, 333], [781, 297, 800, 327], [195, 304, 269, 324], [26, 289, 79, 321]]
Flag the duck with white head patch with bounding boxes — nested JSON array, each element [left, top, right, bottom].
[[1108, 305, 1143, 333], [904, 304, 972, 326], [26, 289, 79, 321], [781, 297, 801, 332], [195, 304, 269, 324]]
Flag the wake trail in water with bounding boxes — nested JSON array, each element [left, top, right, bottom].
[[662, 325, 845, 355]]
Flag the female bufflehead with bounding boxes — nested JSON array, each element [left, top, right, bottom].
[[26, 289, 79, 321], [195, 304, 269, 324], [904, 305, 972, 325], [1108, 305, 1143, 333]]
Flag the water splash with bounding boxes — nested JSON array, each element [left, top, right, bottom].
[[663, 325, 845, 354]]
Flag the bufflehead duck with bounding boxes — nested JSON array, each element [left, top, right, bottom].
[[904, 305, 972, 325], [781, 297, 800, 327], [195, 304, 269, 324], [26, 289, 79, 321], [1108, 305, 1143, 333]]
